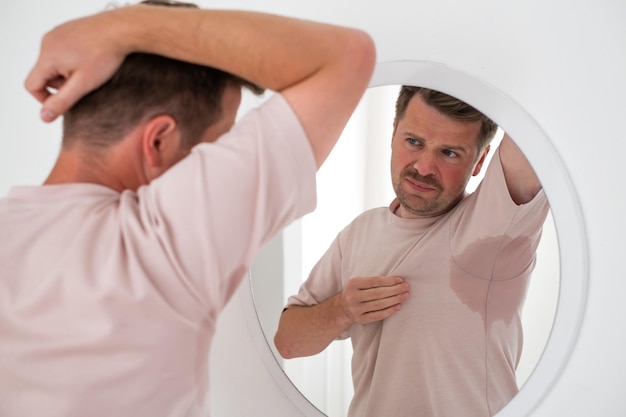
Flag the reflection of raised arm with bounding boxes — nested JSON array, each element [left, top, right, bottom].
[[499, 134, 542, 204], [275, 276, 410, 359], [24, 4, 376, 168]]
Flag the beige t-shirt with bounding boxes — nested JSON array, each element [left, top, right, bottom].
[[0, 94, 317, 417], [287, 149, 549, 417]]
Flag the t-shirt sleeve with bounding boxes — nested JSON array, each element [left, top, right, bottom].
[[285, 229, 352, 340], [135, 94, 317, 312], [449, 146, 550, 279], [286, 235, 344, 307]]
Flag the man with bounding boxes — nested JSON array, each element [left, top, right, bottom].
[[0, 1, 375, 416], [275, 86, 549, 417]]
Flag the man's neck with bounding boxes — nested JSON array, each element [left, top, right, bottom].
[[45, 147, 143, 193]]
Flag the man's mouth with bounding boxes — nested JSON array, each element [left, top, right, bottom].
[[403, 172, 440, 192]]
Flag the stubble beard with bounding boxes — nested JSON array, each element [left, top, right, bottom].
[[392, 168, 464, 218]]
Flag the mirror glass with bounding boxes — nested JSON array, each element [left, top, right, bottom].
[[250, 84, 560, 417]]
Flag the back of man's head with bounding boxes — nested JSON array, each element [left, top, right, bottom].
[[62, 53, 262, 153]]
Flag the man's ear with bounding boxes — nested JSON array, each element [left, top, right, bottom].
[[472, 144, 491, 176], [141, 115, 180, 169]]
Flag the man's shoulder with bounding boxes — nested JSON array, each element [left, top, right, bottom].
[[337, 206, 391, 239]]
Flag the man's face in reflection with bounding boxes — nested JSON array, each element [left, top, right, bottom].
[[390, 94, 489, 218]]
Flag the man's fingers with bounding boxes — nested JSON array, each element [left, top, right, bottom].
[[24, 64, 57, 105], [25, 47, 123, 123], [366, 282, 409, 300], [348, 275, 405, 290], [344, 280, 409, 305], [29, 71, 94, 123], [358, 302, 403, 324], [341, 279, 410, 324], [47, 76, 67, 90], [359, 291, 409, 315], [24, 65, 73, 122]]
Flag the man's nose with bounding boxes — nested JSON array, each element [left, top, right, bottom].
[[412, 151, 437, 177]]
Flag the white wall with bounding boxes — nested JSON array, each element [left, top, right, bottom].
[[2, 1, 626, 416]]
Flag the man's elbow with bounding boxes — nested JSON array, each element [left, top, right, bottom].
[[274, 308, 311, 359], [274, 330, 299, 359], [347, 29, 377, 80]]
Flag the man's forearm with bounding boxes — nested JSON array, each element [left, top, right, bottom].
[[118, 6, 355, 92], [274, 294, 353, 359]]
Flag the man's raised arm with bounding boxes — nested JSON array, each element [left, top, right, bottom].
[[25, 3, 376, 168], [499, 134, 542, 205]]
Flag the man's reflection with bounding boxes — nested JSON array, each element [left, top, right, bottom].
[[275, 86, 549, 417]]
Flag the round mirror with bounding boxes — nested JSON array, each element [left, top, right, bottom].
[[246, 60, 587, 417]]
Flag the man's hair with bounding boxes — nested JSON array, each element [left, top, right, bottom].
[[63, 0, 264, 151], [394, 86, 498, 154]]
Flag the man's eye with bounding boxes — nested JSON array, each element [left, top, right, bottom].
[[443, 149, 458, 158], [407, 138, 419, 145]]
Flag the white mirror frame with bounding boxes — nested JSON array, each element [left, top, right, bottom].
[[240, 60, 589, 417]]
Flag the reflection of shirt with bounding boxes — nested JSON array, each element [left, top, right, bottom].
[[0, 94, 317, 417], [287, 148, 549, 417]]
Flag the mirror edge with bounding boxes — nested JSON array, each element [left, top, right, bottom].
[[240, 271, 326, 416]]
